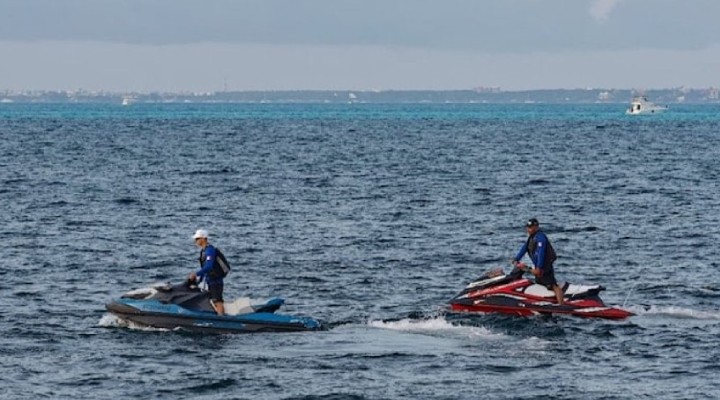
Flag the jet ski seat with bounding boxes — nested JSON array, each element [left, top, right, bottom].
[[564, 283, 604, 297], [222, 297, 286, 316], [525, 284, 559, 298], [525, 283, 604, 299], [223, 298, 255, 316]]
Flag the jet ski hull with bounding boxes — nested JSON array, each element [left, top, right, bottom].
[[449, 268, 634, 320], [106, 299, 322, 333], [449, 298, 634, 320]]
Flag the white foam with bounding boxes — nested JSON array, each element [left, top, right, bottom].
[[98, 313, 122, 327], [98, 313, 169, 332], [365, 317, 554, 353], [628, 305, 720, 320], [367, 317, 506, 340]]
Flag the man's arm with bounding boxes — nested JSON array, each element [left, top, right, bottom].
[[513, 242, 528, 264]]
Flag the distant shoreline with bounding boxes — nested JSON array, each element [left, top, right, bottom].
[[1, 88, 718, 104]]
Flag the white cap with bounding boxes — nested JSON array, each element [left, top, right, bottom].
[[192, 229, 209, 240]]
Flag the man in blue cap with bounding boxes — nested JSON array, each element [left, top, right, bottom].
[[511, 218, 564, 305]]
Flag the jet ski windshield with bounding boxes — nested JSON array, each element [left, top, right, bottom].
[[121, 281, 215, 312], [462, 267, 525, 293]]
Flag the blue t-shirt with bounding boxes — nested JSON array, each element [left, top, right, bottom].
[[513, 231, 552, 270], [196, 244, 223, 285]]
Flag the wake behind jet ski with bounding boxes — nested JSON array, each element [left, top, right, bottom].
[[449, 267, 634, 320], [106, 280, 322, 333]]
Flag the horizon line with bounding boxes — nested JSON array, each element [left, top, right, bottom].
[[3, 87, 718, 95]]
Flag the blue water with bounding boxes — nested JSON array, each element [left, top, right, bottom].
[[2, 103, 720, 399]]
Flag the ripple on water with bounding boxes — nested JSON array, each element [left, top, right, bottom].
[[2, 103, 720, 399]]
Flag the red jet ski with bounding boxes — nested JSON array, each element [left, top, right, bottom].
[[449, 267, 634, 320]]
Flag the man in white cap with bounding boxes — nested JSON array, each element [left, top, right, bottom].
[[189, 229, 231, 315]]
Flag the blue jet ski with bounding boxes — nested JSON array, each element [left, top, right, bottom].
[[106, 281, 322, 333]]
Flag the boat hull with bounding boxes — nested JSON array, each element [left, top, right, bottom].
[[449, 297, 633, 320], [106, 299, 322, 333], [626, 96, 667, 115]]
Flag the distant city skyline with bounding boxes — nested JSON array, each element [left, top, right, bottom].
[[1, 0, 719, 92]]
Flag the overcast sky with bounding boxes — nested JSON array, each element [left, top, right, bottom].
[[1, 0, 718, 92]]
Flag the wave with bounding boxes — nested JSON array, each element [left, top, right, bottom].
[[628, 305, 720, 320], [98, 313, 169, 332], [367, 317, 506, 340], [366, 317, 554, 353]]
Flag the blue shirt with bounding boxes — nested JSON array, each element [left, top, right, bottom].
[[513, 231, 551, 270], [196, 244, 223, 285]]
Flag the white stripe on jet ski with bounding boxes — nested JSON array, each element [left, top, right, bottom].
[[573, 307, 611, 313]]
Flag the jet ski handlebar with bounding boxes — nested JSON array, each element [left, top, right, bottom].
[[508, 266, 526, 279]]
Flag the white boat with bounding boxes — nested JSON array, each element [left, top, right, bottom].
[[626, 96, 667, 115], [121, 96, 136, 106]]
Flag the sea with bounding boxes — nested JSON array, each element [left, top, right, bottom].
[[2, 102, 719, 399]]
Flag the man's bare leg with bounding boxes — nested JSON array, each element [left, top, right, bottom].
[[553, 285, 564, 305], [215, 301, 225, 315]]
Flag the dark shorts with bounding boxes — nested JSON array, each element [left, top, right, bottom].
[[208, 283, 224, 302], [536, 266, 558, 290]]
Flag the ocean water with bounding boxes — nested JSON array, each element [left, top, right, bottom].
[[2, 102, 720, 399]]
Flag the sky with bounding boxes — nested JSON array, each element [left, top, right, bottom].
[[0, 0, 719, 92]]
